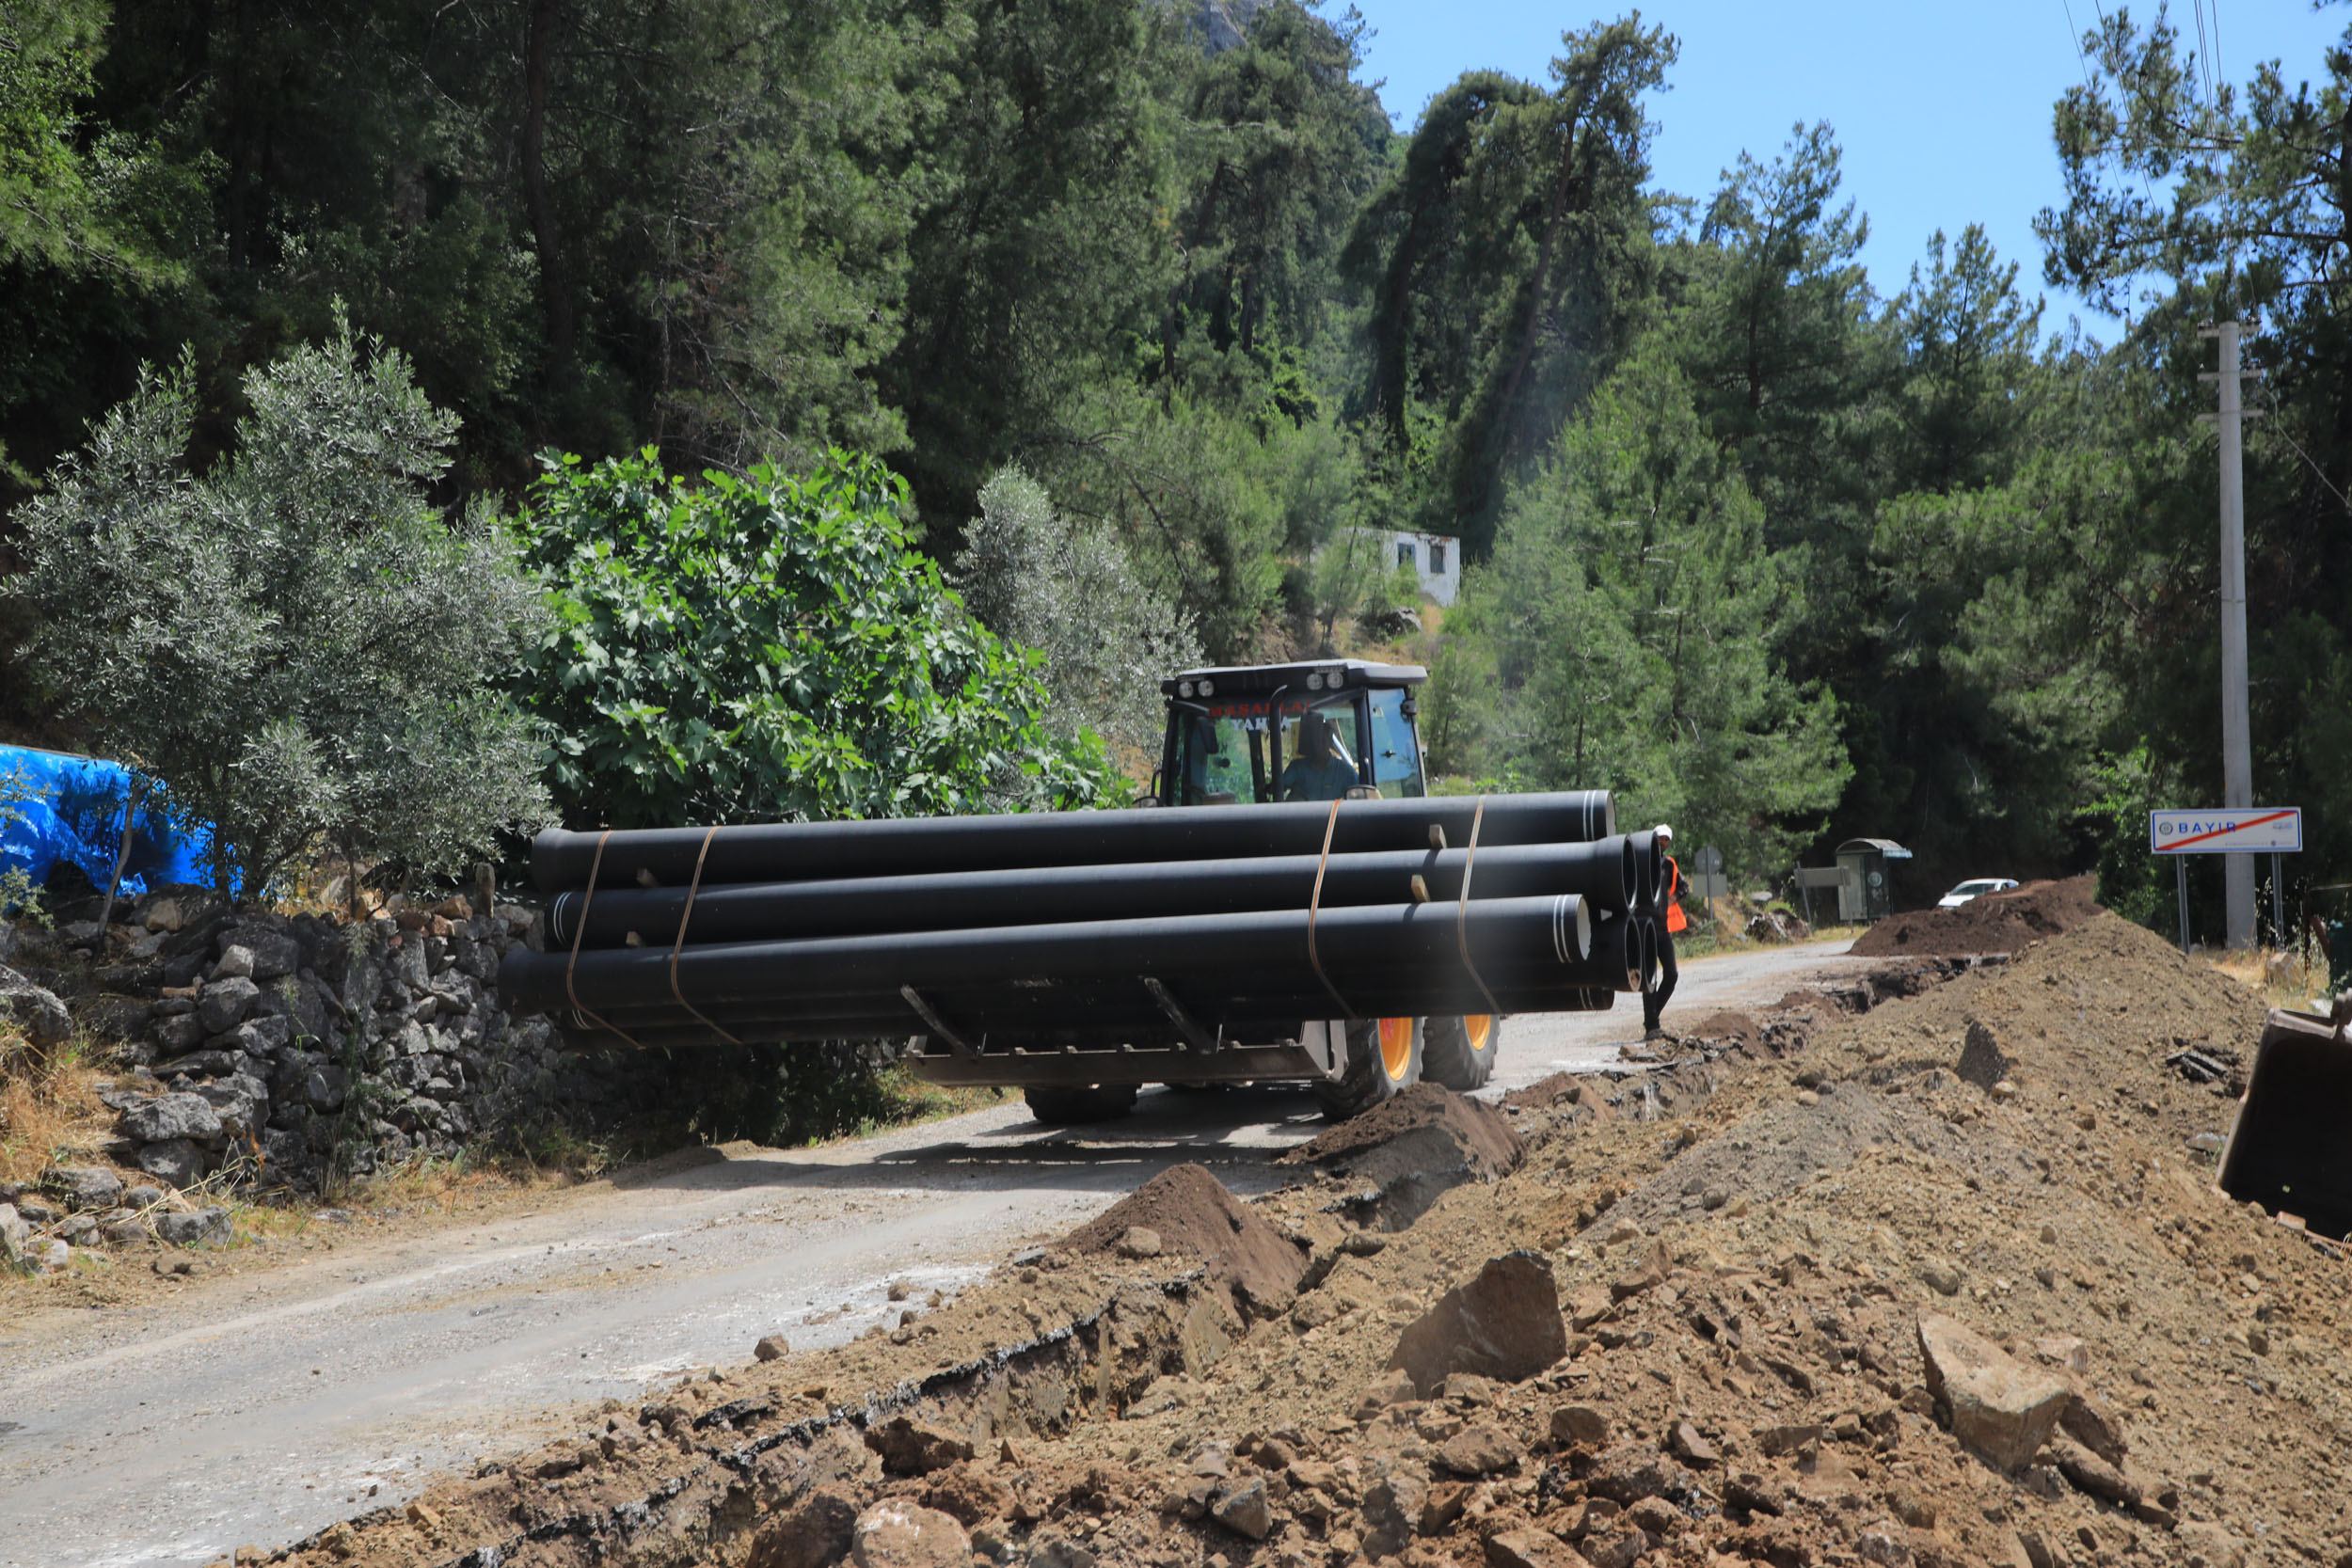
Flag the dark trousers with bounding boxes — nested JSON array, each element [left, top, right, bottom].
[[1644, 927, 1679, 1029]]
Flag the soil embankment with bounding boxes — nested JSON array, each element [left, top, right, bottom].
[[265, 903, 2340, 1568], [1851, 875, 2104, 958]]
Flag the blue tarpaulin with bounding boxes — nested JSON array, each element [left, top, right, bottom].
[[0, 743, 225, 901]]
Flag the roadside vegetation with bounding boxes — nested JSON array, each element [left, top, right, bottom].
[[0, 0, 2346, 928]]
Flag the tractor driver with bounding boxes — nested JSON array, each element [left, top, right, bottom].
[[1281, 710, 1360, 801]]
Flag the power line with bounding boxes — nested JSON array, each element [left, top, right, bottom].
[[2059, 0, 2167, 258], [2201, 0, 2220, 100], [2186, 0, 2209, 106], [2257, 378, 2352, 513]]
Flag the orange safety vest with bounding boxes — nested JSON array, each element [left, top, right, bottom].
[[1662, 855, 1688, 934]]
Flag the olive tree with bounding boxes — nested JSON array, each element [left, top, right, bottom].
[[952, 467, 1202, 762], [8, 322, 551, 900]]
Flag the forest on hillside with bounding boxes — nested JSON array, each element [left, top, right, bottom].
[[2, 0, 2348, 937]]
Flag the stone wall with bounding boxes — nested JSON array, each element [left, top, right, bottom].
[[30, 883, 661, 1193]]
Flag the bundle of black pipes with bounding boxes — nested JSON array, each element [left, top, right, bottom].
[[502, 789, 1638, 1051]]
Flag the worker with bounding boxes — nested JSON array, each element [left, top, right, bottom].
[[1280, 710, 1360, 801], [1644, 823, 1685, 1038]]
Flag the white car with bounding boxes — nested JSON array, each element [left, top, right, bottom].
[[1937, 877, 2018, 910]]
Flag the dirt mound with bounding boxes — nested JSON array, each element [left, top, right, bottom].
[[1058, 1162, 1305, 1311], [1851, 872, 2103, 957], [278, 911, 2352, 1568], [1677, 1009, 1762, 1050], [1279, 1080, 1518, 1170], [1276, 1082, 1525, 1229]]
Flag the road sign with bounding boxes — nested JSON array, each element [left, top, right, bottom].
[[2149, 807, 2302, 855], [1692, 846, 1724, 875]]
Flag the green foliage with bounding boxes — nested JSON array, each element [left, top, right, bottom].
[[953, 467, 1202, 761], [0, 0, 182, 282], [1344, 19, 1675, 550], [11, 0, 2352, 919], [7, 319, 551, 898], [1673, 121, 1885, 542], [1884, 225, 2043, 496], [2030, 8, 2352, 928], [880, 0, 1187, 520], [0, 764, 42, 919], [519, 450, 1113, 830], [1163, 1, 1390, 366], [1029, 382, 1320, 661], [1437, 344, 1847, 883], [1306, 528, 1417, 653]]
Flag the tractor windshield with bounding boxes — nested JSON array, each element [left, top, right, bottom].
[[1172, 693, 1367, 805]]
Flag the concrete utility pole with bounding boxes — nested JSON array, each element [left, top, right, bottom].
[[2201, 322, 2256, 948]]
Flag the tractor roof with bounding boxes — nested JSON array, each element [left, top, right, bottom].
[[1161, 658, 1427, 697]]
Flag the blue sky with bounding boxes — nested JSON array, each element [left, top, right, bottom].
[[1345, 0, 2345, 325]]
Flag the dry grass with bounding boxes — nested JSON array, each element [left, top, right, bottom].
[[2209, 945, 2332, 1011], [337, 1149, 596, 1219], [0, 1026, 121, 1187], [809, 1070, 1009, 1147]]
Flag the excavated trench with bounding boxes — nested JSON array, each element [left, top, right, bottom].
[[284, 953, 1998, 1568]]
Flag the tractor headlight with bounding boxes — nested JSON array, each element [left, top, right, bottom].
[[1196, 679, 1214, 697], [1178, 681, 1195, 698], [1305, 672, 1324, 690]]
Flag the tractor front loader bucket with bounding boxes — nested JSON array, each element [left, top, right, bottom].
[[2217, 998, 2352, 1236]]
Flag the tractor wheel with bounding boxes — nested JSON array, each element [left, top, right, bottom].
[[1313, 1017, 1422, 1120], [1422, 1014, 1502, 1091], [1024, 1084, 1139, 1124]]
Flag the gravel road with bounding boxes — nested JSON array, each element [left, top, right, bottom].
[[0, 936, 1863, 1568]]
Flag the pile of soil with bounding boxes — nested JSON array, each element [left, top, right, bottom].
[[277, 911, 2349, 1568], [1852, 874, 2105, 957], [1676, 1010, 1765, 1052], [1279, 1081, 1523, 1176], [1277, 1081, 1527, 1230], [1061, 1161, 1309, 1312]]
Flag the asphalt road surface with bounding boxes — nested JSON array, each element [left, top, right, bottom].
[[0, 936, 1867, 1568]]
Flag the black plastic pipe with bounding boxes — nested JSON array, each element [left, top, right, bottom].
[[558, 959, 1628, 1036], [500, 894, 1595, 1018], [559, 997, 1624, 1052], [529, 790, 1616, 893], [543, 838, 1639, 950], [553, 978, 1627, 1050], [1625, 829, 1664, 914]]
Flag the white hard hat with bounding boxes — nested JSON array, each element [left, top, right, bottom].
[[1654, 824, 1674, 841]]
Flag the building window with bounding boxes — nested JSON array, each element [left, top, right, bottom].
[[1428, 542, 1447, 575], [1396, 541, 1417, 569]]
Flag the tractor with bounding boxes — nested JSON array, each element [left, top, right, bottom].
[[900, 658, 1501, 1123]]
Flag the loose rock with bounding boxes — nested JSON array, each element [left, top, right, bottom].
[[1482, 1528, 1585, 1568], [1550, 1404, 1611, 1447], [42, 1166, 123, 1212], [1668, 1420, 1720, 1468], [746, 1486, 860, 1568], [0, 963, 72, 1046], [863, 1416, 974, 1475], [1389, 1249, 1566, 1396], [1955, 1019, 2011, 1090], [850, 1499, 970, 1568], [121, 1093, 223, 1145], [2058, 1388, 2127, 1465], [136, 1139, 204, 1187], [1915, 1311, 2071, 1470], [1433, 1422, 1518, 1477], [155, 1207, 230, 1247], [1208, 1477, 1272, 1540]]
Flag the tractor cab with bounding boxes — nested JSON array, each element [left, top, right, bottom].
[[1154, 659, 1428, 808]]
